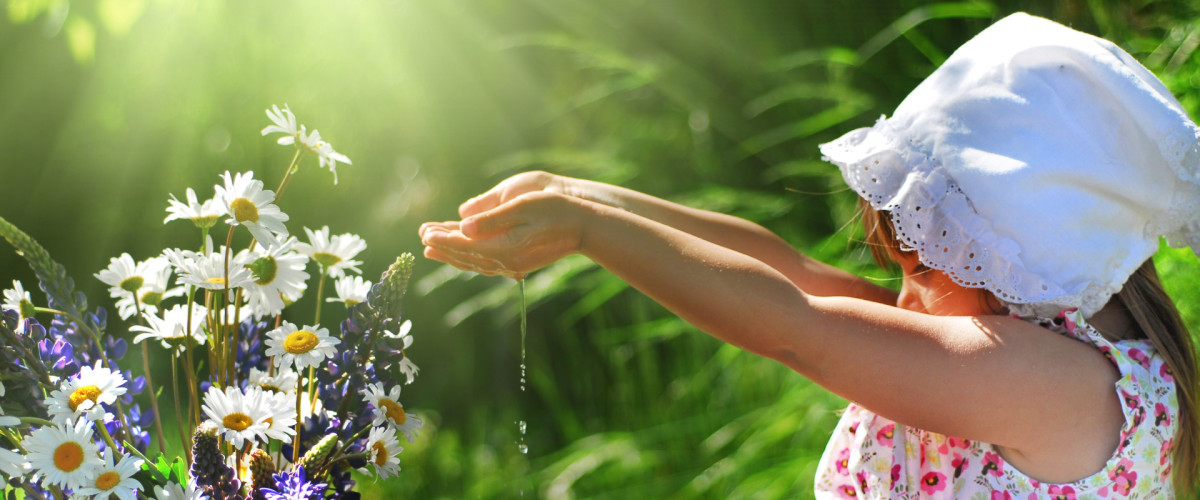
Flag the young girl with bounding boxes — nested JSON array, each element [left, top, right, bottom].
[[420, 13, 1198, 498]]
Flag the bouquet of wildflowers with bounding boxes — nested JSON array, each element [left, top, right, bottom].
[[0, 105, 423, 499]]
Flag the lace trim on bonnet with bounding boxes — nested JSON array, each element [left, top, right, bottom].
[[821, 116, 1200, 318]]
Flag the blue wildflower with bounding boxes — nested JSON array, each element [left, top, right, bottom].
[[260, 466, 327, 500]]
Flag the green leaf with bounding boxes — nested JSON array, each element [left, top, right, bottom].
[[0, 215, 91, 326], [857, 1, 997, 64]]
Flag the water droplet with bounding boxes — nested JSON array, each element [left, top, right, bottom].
[[518, 443, 528, 454], [519, 420, 527, 434]]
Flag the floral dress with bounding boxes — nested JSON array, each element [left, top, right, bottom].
[[814, 309, 1178, 499]]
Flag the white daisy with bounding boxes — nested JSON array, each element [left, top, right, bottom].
[[249, 386, 297, 442], [243, 237, 309, 318], [2, 279, 34, 334], [327, 275, 371, 308], [297, 127, 352, 184], [362, 425, 402, 479], [99, 255, 184, 321], [264, 321, 340, 371], [153, 480, 207, 500], [95, 253, 151, 298], [45, 362, 128, 424], [164, 239, 255, 291], [260, 104, 352, 184], [0, 447, 29, 478], [0, 381, 20, 427], [261, 104, 300, 145], [23, 418, 103, 490], [361, 382, 422, 443], [247, 367, 299, 396], [165, 187, 222, 230], [201, 385, 269, 448], [129, 303, 209, 350], [74, 447, 143, 500], [214, 171, 289, 248], [294, 226, 366, 278]]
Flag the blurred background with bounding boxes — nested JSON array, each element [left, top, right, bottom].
[[2, 0, 1199, 498]]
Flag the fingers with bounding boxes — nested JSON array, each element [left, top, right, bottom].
[[458, 190, 503, 219], [418, 221, 459, 239], [461, 211, 524, 239], [458, 171, 555, 219], [422, 236, 523, 279]]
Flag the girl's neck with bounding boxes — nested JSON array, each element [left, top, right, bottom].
[[1089, 301, 1139, 341]]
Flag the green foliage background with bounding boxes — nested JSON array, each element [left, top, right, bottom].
[[1, 0, 1199, 498]]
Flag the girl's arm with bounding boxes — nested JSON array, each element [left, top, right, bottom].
[[421, 191, 1123, 483], [448, 171, 897, 304]]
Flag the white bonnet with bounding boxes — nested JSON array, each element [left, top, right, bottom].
[[821, 13, 1200, 318]]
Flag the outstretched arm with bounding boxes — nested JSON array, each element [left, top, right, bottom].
[[444, 171, 897, 304], [421, 191, 1122, 483]]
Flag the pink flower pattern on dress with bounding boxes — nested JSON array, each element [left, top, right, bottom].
[[920, 472, 947, 495], [1155, 402, 1171, 427], [812, 309, 1177, 499], [835, 448, 851, 475], [1128, 348, 1151, 370], [1047, 484, 1076, 499], [876, 424, 894, 447], [981, 451, 1003, 477]]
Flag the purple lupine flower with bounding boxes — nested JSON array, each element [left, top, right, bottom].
[[260, 466, 327, 500], [38, 337, 79, 376]]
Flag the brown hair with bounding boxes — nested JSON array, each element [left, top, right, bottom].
[[859, 199, 1199, 495]]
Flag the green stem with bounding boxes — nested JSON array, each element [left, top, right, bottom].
[[293, 383, 303, 464], [31, 307, 67, 315], [171, 355, 192, 465], [122, 441, 167, 482], [18, 416, 56, 427], [222, 226, 236, 388], [134, 298, 167, 455], [183, 286, 201, 442], [95, 420, 119, 453], [274, 147, 304, 199], [313, 269, 327, 325]]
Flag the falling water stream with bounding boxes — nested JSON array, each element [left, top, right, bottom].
[[516, 279, 529, 497], [517, 279, 528, 455]]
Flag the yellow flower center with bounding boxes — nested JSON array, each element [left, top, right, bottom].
[[206, 277, 227, 285], [140, 290, 164, 307], [191, 215, 220, 230], [95, 471, 121, 490], [53, 442, 84, 472], [312, 252, 342, 268], [231, 198, 259, 223], [372, 441, 388, 466], [119, 276, 144, 293], [343, 299, 360, 307], [379, 398, 406, 425], [19, 298, 36, 319], [68, 385, 103, 411], [249, 256, 278, 286], [284, 330, 319, 354], [259, 383, 282, 393], [223, 412, 253, 431]]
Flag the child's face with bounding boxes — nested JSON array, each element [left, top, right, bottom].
[[894, 251, 997, 316]]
